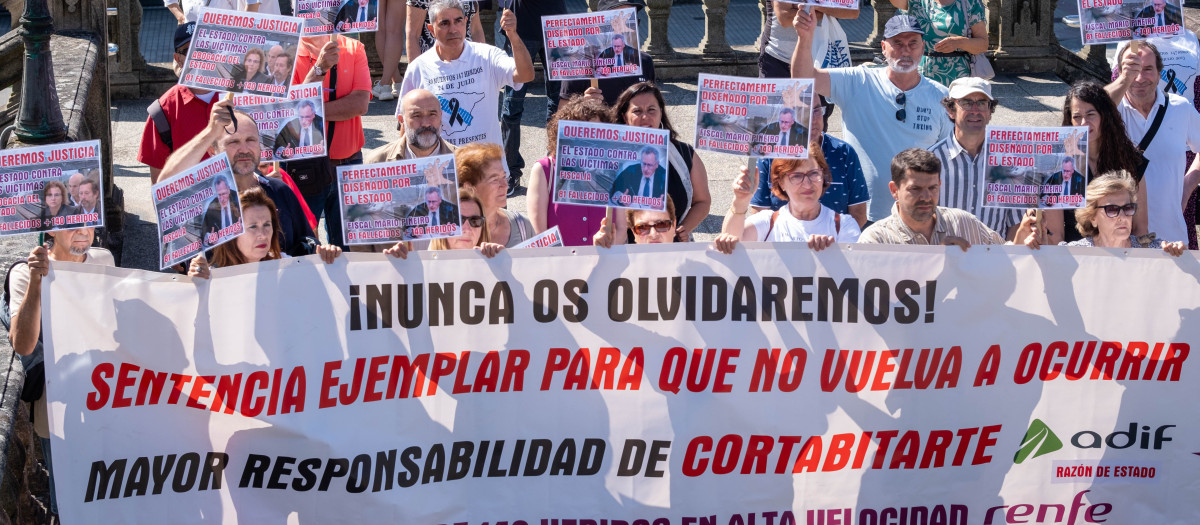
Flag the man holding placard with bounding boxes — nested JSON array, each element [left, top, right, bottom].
[[499, 0, 566, 196]]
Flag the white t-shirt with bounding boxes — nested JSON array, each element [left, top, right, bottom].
[[827, 66, 951, 221], [1114, 32, 1200, 105], [1118, 90, 1200, 243], [400, 41, 519, 149], [746, 205, 861, 243]]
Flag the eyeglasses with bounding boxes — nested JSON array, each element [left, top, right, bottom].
[[895, 92, 907, 122], [1099, 203, 1137, 218], [462, 215, 485, 228], [631, 219, 673, 236], [954, 99, 992, 110], [786, 169, 823, 185]]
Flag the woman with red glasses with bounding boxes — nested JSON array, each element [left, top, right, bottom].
[[1024, 171, 1184, 255], [593, 196, 679, 247], [714, 145, 860, 254]]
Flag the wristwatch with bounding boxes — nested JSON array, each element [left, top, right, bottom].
[[312, 65, 326, 76]]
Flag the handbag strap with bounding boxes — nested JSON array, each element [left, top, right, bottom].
[[1137, 102, 1168, 153], [958, 0, 972, 38]]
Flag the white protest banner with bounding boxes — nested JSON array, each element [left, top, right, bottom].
[[233, 83, 328, 162], [45, 244, 1200, 523], [1079, 0, 1184, 45], [696, 74, 815, 158], [553, 121, 671, 212], [542, 8, 642, 81], [295, 0, 378, 36], [775, 0, 859, 10], [180, 9, 304, 97], [152, 153, 243, 269], [0, 140, 102, 236], [337, 153, 460, 244], [983, 126, 1089, 209], [514, 225, 563, 249]]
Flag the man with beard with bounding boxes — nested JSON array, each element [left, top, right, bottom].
[[792, 13, 952, 223], [352, 89, 456, 252], [859, 148, 1004, 249], [160, 98, 317, 256]]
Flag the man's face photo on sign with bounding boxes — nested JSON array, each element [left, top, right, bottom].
[[607, 145, 668, 210]]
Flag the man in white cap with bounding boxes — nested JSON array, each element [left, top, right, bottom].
[[929, 77, 1022, 239], [792, 12, 952, 223]]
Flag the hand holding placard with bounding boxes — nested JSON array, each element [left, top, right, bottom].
[[423, 157, 451, 186]]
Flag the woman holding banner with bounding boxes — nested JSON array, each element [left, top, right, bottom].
[[593, 196, 678, 247], [1024, 171, 1185, 255], [187, 188, 342, 278], [612, 82, 711, 242], [1042, 81, 1148, 244], [714, 147, 860, 254], [457, 142, 534, 247], [528, 96, 611, 246]]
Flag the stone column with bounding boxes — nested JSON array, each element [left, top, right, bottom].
[[644, 0, 673, 56], [699, 0, 732, 55], [868, 0, 898, 48], [15, 0, 66, 143]]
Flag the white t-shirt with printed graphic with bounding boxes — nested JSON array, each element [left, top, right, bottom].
[[400, 41, 520, 149]]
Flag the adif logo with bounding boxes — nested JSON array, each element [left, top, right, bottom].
[[1014, 419, 1063, 464]]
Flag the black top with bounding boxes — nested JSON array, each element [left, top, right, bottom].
[[560, 51, 656, 106], [510, 0, 568, 41]]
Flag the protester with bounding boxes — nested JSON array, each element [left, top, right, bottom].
[[1107, 41, 1200, 245], [889, 0, 988, 86], [859, 148, 1012, 249], [291, 34, 372, 248], [456, 142, 533, 247], [161, 100, 318, 256], [499, 0, 567, 196], [761, 1, 857, 78], [611, 82, 711, 242], [752, 97, 869, 227], [928, 77, 1021, 239], [138, 23, 218, 183], [38, 180, 76, 231], [593, 196, 679, 247], [792, 12, 952, 222], [528, 96, 611, 246], [560, 0, 656, 106], [718, 147, 861, 254], [188, 188, 342, 279], [8, 226, 114, 517], [1024, 171, 1185, 256], [406, 0, 485, 64], [385, 190, 505, 258], [1042, 80, 1148, 244]]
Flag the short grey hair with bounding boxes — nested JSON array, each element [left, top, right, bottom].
[[640, 146, 659, 162], [427, 0, 466, 23]]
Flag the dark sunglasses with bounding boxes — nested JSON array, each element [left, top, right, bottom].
[[462, 215, 485, 228], [1100, 203, 1137, 218], [631, 219, 673, 236], [895, 92, 907, 122]]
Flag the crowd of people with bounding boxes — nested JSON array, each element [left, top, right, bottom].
[[8, 0, 1200, 517]]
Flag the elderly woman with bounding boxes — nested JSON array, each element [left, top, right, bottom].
[[594, 196, 679, 247], [888, 0, 989, 86], [457, 142, 533, 247], [386, 189, 504, 258], [1025, 171, 1184, 255], [612, 82, 711, 242], [715, 147, 860, 254], [38, 180, 77, 230], [528, 95, 611, 246], [188, 188, 340, 278]]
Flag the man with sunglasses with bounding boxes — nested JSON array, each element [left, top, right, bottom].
[[929, 77, 1022, 240], [792, 12, 951, 223], [138, 23, 219, 183]]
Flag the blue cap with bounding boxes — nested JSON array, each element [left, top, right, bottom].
[[883, 15, 924, 39]]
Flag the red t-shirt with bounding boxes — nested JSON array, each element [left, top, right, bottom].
[[137, 85, 218, 170], [293, 36, 371, 161]]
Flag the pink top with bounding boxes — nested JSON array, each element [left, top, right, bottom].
[[539, 156, 606, 246]]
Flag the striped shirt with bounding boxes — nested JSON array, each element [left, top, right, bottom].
[[929, 136, 1021, 238], [859, 205, 1005, 245]]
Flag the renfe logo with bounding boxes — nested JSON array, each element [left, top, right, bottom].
[[984, 490, 1112, 524], [1014, 421, 1174, 462]]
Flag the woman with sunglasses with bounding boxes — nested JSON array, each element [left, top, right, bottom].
[[611, 82, 711, 242], [593, 196, 679, 247], [456, 142, 534, 247], [385, 189, 505, 258], [714, 147, 860, 254], [1024, 171, 1184, 255]]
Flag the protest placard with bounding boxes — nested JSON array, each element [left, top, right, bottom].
[[153, 153, 243, 269], [983, 126, 1089, 209], [295, 0, 378, 36], [542, 8, 641, 81], [514, 225, 563, 249], [0, 140, 103, 237], [553, 121, 671, 212], [233, 83, 328, 162], [695, 74, 815, 158], [774, 0, 859, 9], [1079, 0, 1183, 45], [179, 9, 304, 97], [338, 153, 460, 244]]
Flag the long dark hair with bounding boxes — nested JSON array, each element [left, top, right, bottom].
[[212, 187, 281, 267], [611, 82, 679, 143], [1061, 80, 1143, 183]]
